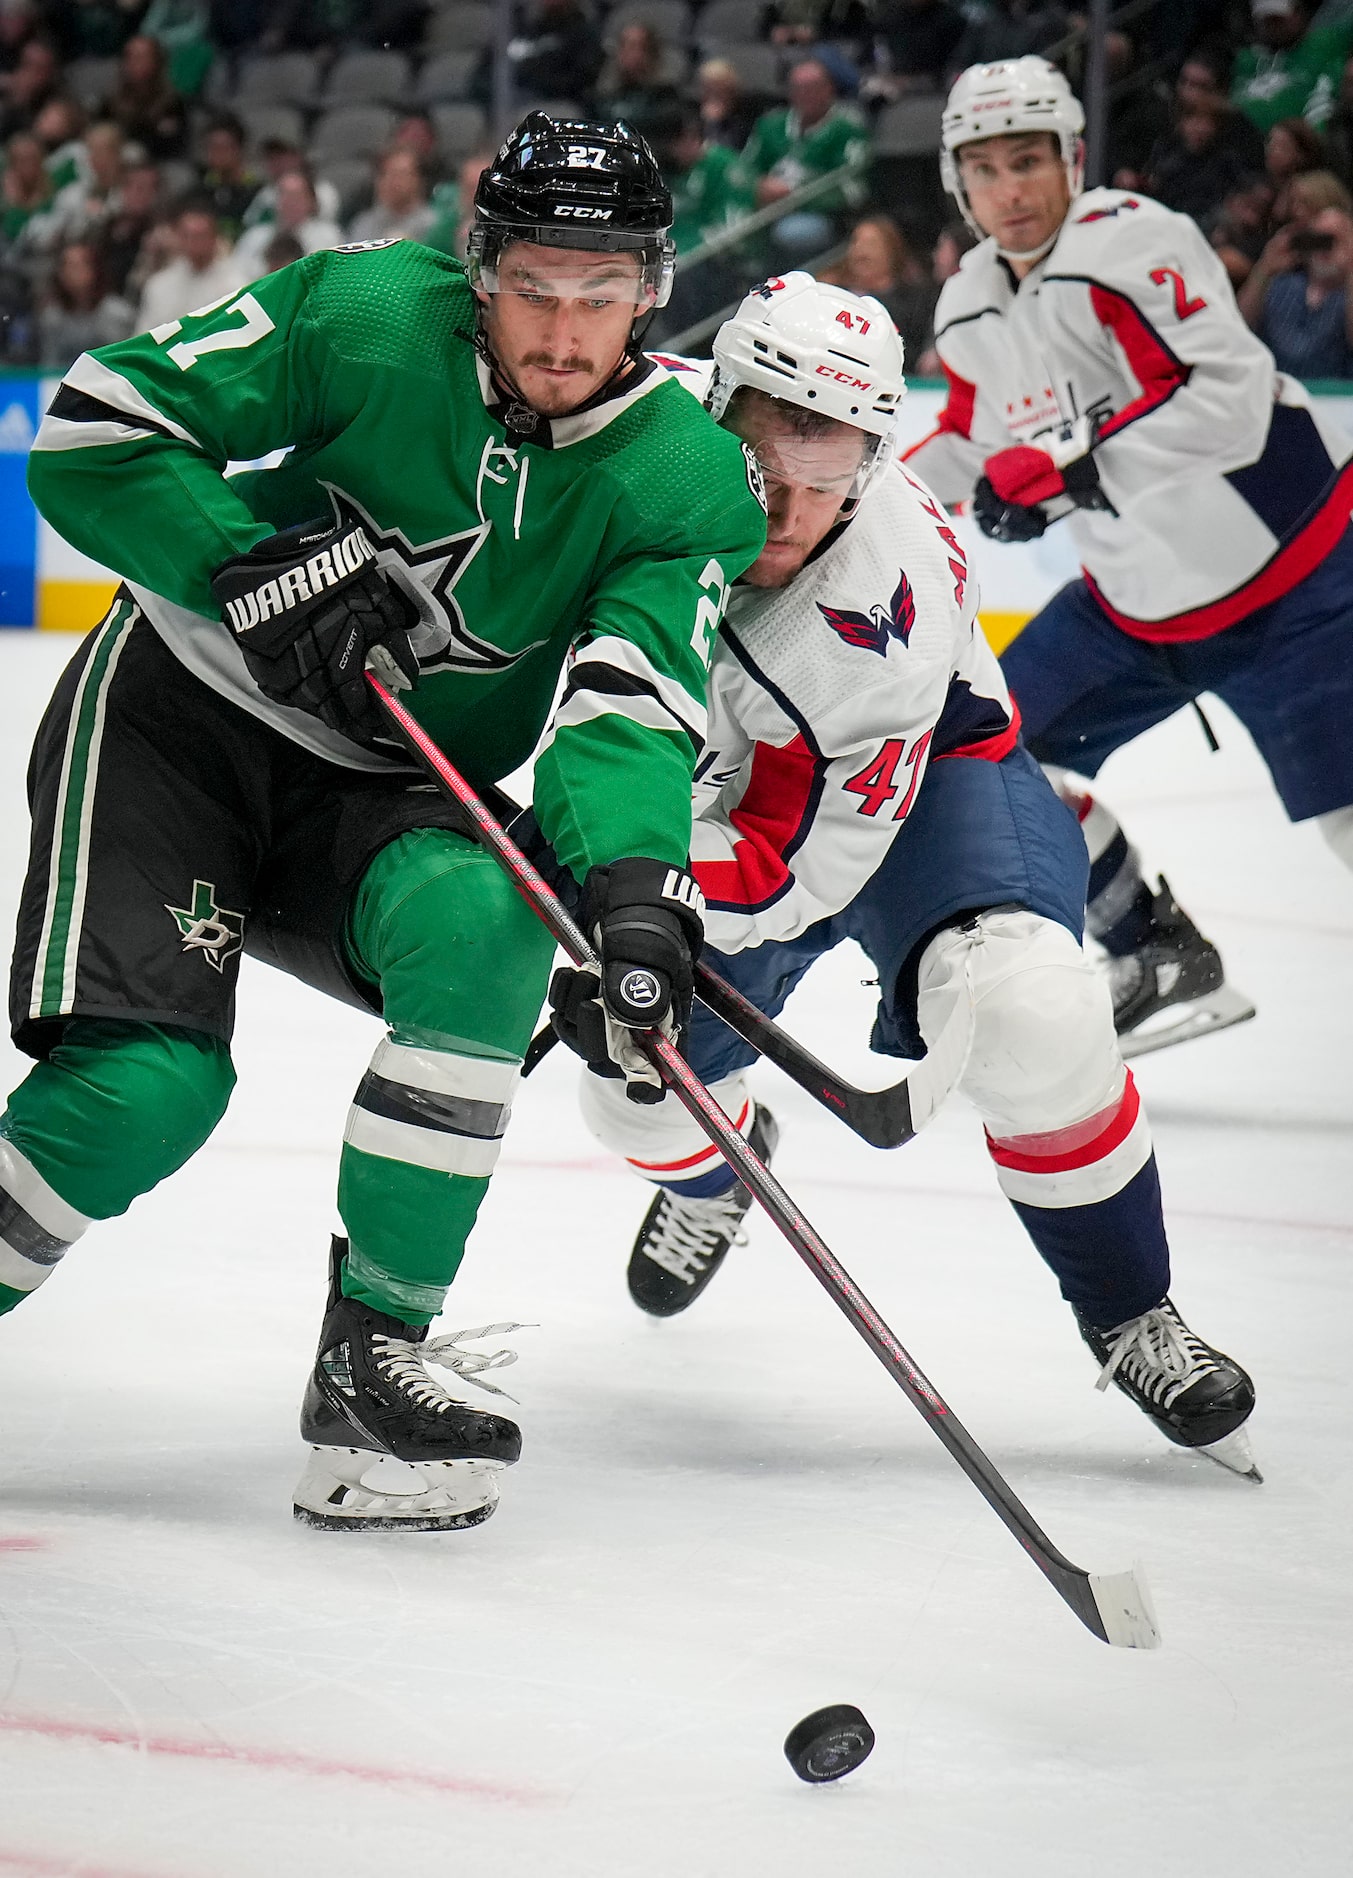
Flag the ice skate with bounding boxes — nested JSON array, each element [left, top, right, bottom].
[[1076, 1297, 1260, 1479], [1108, 877, 1256, 1058], [294, 1236, 525, 1531], [627, 1106, 778, 1317]]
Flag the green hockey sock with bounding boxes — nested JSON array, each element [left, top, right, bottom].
[[339, 828, 555, 1323], [0, 1020, 235, 1308]]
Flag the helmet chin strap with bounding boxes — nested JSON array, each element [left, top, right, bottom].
[[995, 226, 1063, 264]]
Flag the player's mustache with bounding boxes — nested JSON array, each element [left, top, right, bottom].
[[521, 351, 595, 373]]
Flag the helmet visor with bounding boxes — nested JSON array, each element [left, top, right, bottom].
[[467, 224, 673, 305]]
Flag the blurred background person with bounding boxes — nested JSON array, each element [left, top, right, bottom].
[[819, 212, 937, 366], [472, 0, 603, 113], [234, 163, 338, 277], [696, 58, 758, 152], [0, 127, 54, 251], [37, 232, 132, 366], [32, 118, 130, 253], [741, 57, 870, 261], [650, 104, 751, 340], [99, 31, 187, 160], [136, 196, 241, 328], [196, 111, 258, 238], [241, 135, 341, 231], [0, 33, 61, 140], [347, 146, 433, 243], [96, 152, 158, 295], [1265, 114, 1325, 188], [423, 146, 492, 256], [1247, 202, 1353, 374], [599, 21, 682, 144], [866, 0, 966, 100], [1232, 0, 1351, 136]]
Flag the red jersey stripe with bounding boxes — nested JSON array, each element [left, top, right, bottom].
[[1084, 460, 1353, 642], [694, 733, 820, 909]]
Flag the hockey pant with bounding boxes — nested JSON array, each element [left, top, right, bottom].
[[1, 838, 553, 1326], [581, 909, 1170, 1330]]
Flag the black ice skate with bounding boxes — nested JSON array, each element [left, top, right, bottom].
[[294, 1236, 525, 1531], [1108, 876, 1255, 1059], [627, 1106, 779, 1317], [1076, 1297, 1260, 1480]]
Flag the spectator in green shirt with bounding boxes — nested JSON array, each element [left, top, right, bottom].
[[1233, 0, 1352, 135], [652, 106, 753, 341], [741, 58, 870, 261]]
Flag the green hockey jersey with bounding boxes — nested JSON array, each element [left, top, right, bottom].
[[27, 239, 767, 877]]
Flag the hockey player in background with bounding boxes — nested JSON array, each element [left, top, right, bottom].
[[0, 116, 768, 1531], [561, 276, 1257, 1476], [904, 57, 1353, 1054]]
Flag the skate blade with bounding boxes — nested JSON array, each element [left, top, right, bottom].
[[1088, 1562, 1160, 1649], [292, 1446, 502, 1532], [1118, 985, 1257, 1060], [1194, 1424, 1263, 1483]]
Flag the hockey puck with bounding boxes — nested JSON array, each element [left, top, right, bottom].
[[783, 1704, 875, 1783]]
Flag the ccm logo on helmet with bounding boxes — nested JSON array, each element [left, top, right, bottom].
[[816, 365, 873, 390], [554, 204, 614, 219]]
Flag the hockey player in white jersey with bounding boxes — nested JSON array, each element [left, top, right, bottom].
[[904, 57, 1353, 1052], [551, 276, 1256, 1474]]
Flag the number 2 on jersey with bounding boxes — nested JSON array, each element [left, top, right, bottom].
[[843, 728, 932, 820], [1149, 267, 1207, 321]]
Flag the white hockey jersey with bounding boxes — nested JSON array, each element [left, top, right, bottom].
[[904, 188, 1353, 641], [686, 459, 1016, 954]]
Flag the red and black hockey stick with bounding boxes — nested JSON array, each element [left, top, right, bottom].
[[523, 953, 964, 1150], [365, 667, 1160, 1651]]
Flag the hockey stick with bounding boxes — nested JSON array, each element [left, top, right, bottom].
[[524, 956, 966, 1150], [365, 668, 1160, 1651]]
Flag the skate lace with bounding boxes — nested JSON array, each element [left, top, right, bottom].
[[643, 1189, 749, 1284], [1095, 1306, 1217, 1406], [373, 1324, 529, 1408]]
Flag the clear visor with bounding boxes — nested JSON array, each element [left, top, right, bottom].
[[467, 227, 672, 306], [742, 424, 891, 504]]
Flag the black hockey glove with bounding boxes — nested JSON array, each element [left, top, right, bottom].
[[972, 474, 1050, 543], [211, 517, 420, 744], [548, 858, 705, 1105]]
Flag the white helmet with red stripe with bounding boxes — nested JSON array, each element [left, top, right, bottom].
[[941, 57, 1085, 254], [706, 272, 907, 497]]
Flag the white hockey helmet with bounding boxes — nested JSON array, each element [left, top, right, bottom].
[[706, 272, 907, 499], [941, 57, 1085, 250]]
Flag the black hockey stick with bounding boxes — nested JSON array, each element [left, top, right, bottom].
[[523, 955, 966, 1150], [365, 668, 1160, 1651]]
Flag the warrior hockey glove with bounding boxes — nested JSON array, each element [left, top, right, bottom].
[[211, 517, 420, 744], [548, 858, 705, 1105]]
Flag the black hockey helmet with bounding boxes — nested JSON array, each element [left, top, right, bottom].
[[468, 112, 675, 307]]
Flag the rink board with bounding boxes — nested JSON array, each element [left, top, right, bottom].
[[2, 375, 1350, 647]]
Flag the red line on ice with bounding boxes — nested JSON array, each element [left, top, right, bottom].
[[0, 1714, 552, 1807], [0, 1538, 47, 1553], [0, 1852, 169, 1878]]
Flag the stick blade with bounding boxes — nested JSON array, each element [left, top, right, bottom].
[[1088, 1562, 1160, 1649]]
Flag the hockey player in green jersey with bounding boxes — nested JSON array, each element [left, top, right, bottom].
[[1, 115, 767, 1531]]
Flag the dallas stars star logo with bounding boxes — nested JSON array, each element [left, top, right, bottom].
[[165, 880, 245, 971], [321, 483, 549, 677]]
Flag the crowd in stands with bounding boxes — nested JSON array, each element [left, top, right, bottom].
[[3, 0, 1353, 377]]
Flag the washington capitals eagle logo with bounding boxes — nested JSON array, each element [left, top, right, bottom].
[[817, 570, 915, 657]]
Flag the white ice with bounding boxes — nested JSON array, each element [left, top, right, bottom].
[[0, 633, 1350, 1878]]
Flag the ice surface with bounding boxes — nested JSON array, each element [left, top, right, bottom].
[[0, 634, 1350, 1878]]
